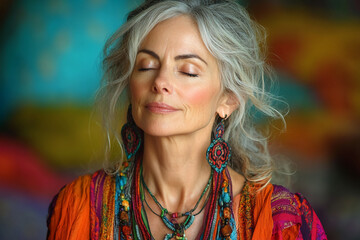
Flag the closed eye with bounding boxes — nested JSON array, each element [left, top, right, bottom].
[[138, 68, 157, 71], [181, 72, 198, 77]]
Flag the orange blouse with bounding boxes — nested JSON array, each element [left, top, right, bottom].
[[47, 171, 326, 240]]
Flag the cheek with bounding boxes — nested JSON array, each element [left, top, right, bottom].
[[183, 85, 219, 108], [129, 79, 145, 103]]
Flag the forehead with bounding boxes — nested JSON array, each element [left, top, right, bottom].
[[139, 15, 216, 63]]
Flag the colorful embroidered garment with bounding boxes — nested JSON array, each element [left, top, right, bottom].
[[47, 170, 327, 240], [271, 185, 327, 240]]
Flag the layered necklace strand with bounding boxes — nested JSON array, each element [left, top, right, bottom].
[[118, 155, 236, 240], [140, 168, 213, 240]]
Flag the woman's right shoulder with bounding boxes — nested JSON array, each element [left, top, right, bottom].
[[46, 169, 111, 240]]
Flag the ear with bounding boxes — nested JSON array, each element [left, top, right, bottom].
[[216, 91, 240, 118]]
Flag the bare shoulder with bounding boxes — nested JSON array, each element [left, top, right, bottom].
[[228, 167, 246, 197]]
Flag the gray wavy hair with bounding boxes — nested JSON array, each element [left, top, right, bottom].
[[97, 0, 287, 185]]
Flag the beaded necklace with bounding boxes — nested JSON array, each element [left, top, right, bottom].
[[116, 154, 237, 240], [141, 169, 213, 239]]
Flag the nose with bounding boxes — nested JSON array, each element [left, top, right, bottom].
[[152, 66, 173, 94]]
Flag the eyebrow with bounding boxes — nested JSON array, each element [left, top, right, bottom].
[[137, 49, 208, 65]]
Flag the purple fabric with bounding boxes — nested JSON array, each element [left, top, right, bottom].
[[271, 185, 327, 240], [90, 170, 107, 239]]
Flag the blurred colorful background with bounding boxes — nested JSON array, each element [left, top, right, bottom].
[[0, 0, 359, 239]]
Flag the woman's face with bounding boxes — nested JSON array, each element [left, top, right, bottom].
[[130, 15, 227, 137]]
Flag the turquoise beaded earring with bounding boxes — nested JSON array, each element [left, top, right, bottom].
[[121, 105, 142, 159], [206, 115, 231, 173]]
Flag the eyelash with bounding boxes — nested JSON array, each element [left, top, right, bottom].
[[138, 68, 154, 71], [138, 68, 198, 77], [181, 72, 198, 77]]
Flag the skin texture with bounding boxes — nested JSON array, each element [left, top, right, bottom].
[[129, 15, 244, 239]]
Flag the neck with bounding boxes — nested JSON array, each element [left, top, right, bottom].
[[141, 131, 212, 213]]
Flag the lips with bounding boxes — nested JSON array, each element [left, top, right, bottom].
[[146, 102, 178, 113]]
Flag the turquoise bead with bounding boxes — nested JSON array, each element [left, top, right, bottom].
[[222, 192, 230, 203], [120, 176, 127, 186]]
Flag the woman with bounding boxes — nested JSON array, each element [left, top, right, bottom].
[[47, 0, 327, 239]]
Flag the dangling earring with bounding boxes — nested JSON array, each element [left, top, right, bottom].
[[121, 104, 142, 159], [206, 115, 231, 173]]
